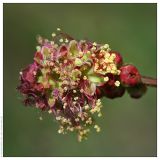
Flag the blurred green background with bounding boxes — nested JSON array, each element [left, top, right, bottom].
[[3, 3, 157, 157]]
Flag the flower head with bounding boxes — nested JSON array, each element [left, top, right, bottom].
[[17, 29, 145, 141]]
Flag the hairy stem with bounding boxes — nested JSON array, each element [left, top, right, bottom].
[[141, 76, 157, 87]]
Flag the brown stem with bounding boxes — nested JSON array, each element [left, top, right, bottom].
[[59, 32, 74, 40], [141, 76, 157, 87], [53, 32, 74, 41]]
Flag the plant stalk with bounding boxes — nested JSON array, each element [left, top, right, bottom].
[[141, 76, 157, 87]]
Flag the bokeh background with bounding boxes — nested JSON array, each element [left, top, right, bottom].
[[3, 3, 157, 157]]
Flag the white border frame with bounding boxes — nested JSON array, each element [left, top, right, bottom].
[[1, 1, 159, 159]]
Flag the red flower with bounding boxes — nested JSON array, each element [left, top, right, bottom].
[[17, 29, 149, 141], [21, 63, 38, 83]]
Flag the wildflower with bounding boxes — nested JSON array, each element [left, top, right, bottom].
[[17, 29, 149, 141]]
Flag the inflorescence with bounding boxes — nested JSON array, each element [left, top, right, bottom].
[[17, 28, 147, 141]]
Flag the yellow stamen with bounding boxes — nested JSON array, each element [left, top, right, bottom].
[[59, 38, 63, 42], [73, 90, 77, 93], [65, 38, 69, 43], [115, 80, 120, 87], [48, 110, 52, 114], [57, 28, 61, 31], [52, 32, 56, 37], [39, 116, 43, 120], [83, 76, 87, 80], [104, 76, 109, 82], [64, 60, 67, 64]]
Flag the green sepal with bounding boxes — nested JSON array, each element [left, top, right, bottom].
[[48, 97, 55, 107], [43, 47, 50, 59], [82, 51, 91, 61], [49, 79, 56, 88], [37, 76, 49, 88], [68, 40, 79, 57], [71, 69, 81, 81], [75, 58, 83, 66], [84, 82, 96, 96], [88, 75, 104, 83]]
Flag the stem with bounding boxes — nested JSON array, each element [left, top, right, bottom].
[[141, 76, 157, 87], [54, 32, 74, 41]]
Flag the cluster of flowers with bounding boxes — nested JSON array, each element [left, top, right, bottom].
[[17, 29, 147, 141]]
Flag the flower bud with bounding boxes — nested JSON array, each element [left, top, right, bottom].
[[127, 83, 147, 99], [120, 65, 141, 87], [96, 87, 104, 99], [103, 85, 125, 99]]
